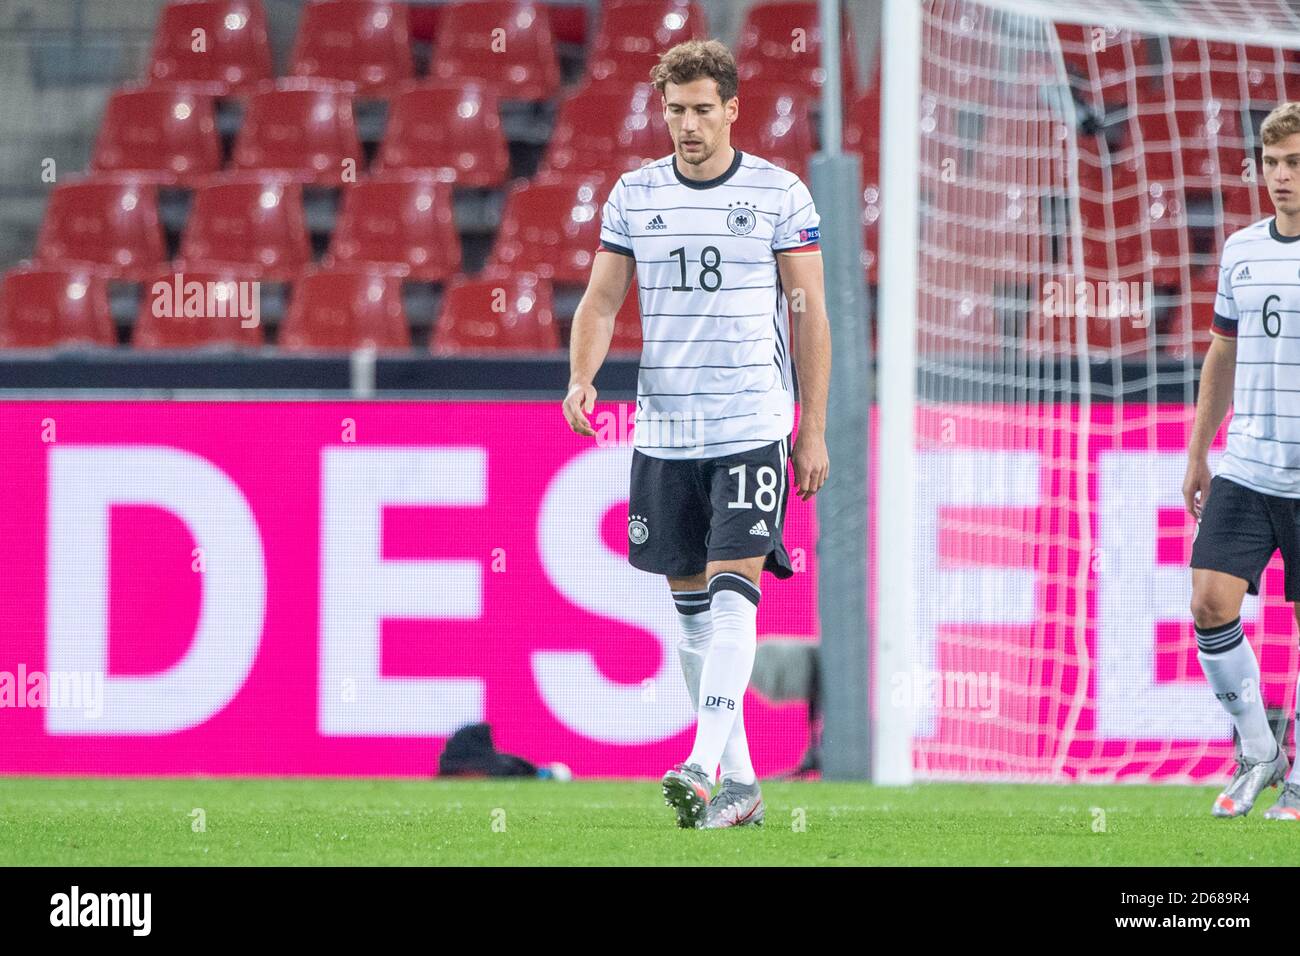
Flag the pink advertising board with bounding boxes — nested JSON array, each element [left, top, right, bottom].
[[0, 401, 1287, 781]]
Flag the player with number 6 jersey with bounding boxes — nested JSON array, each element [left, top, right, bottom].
[[561, 39, 831, 830], [1185, 102, 1300, 821]]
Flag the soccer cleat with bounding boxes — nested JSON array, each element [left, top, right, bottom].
[[661, 762, 712, 829], [701, 777, 764, 828], [1212, 745, 1289, 818], [1263, 782, 1300, 820]]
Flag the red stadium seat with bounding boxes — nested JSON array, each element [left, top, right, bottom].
[[376, 82, 511, 188], [280, 269, 410, 351], [407, 2, 441, 41], [728, 82, 814, 180], [0, 267, 116, 348], [735, 1, 858, 100], [1083, 224, 1146, 271], [1118, 113, 1187, 184], [147, 0, 273, 95], [180, 177, 311, 281], [541, 82, 669, 176], [1131, 94, 1243, 190], [325, 174, 462, 281], [1222, 178, 1272, 232], [1162, 37, 1283, 103], [34, 178, 167, 281], [487, 173, 611, 284], [1165, 264, 1220, 359], [432, 271, 558, 353], [1140, 179, 1190, 287], [134, 267, 265, 349], [547, 3, 589, 45], [231, 81, 363, 185], [1082, 299, 1158, 355], [290, 0, 415, 95], [430, 2, 561, 102], [587, 1, 708, 86], [1055, 23, 1149, 93], [609, 279, 643, 353], [1164, 61, 1264, 105], [92, 86, 221, 187]]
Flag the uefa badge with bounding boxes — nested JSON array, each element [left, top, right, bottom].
[[726, 204, 756, 235], [628, 514, 649, 544]]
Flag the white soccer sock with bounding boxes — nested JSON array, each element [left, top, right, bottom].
[[1195, 617, 1275, 763], [720, 693, 756, 786], [685, 574, 760, 785], [673, 590, 757, 786], [673, 589, 711, 712]]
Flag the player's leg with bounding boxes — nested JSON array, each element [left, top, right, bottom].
[[1265, 516, 1300, 820], [666, 570, 752, 782], [628, 451, 720, 826], [694, 436, 794, 778], [659, 554, 767, 828], [684, 554, 765, 782], [695, 555, 766, 827], [659, 572, 718, 828], [1191, 567, 1273, 758], [662, 437, 791, 827], [687, 438, 793, 826], [668, 571, 711, 714], [1190, 476, 1289, 816]]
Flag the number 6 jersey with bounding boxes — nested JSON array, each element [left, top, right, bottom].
[[1212, 216, 1300, 497], [598, 148, 821, 460]]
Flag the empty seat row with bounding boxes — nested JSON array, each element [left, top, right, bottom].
[[147, 0, 857, 101], [94, 76, 824, 186], [0, 265, 645, 353], [32, 171, 621, 283]]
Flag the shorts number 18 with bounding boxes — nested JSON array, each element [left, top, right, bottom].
[[727, 464, 778, 511]]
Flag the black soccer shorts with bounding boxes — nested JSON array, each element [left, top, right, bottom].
[[627, 435, 794, 579], [1189, 474, 1300, 600]]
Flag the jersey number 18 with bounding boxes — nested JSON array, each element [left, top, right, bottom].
[[670, 246, 723, 292]]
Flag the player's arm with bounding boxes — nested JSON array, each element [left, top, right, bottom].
[[777, 248, 830, 500], [563, 249, 636, 437], [1183, 331, 1237, 518]]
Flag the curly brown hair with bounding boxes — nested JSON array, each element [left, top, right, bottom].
[[649, 39, 739, 103], [1261, 102, 1300, 146]]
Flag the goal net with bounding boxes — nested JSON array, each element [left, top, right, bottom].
[[892, 0, 1300, 781]]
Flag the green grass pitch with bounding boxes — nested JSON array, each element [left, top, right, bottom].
[[1, 777, 1298, 866]]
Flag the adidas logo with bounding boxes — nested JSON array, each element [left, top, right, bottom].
[[645, 214, 667, 230], [748, 519, 770, 537], [1234, 265, 1251, 281]]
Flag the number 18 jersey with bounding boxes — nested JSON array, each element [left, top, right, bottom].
[[598, 148, 821, 460]]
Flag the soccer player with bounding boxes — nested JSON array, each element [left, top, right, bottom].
[[1184, 102, 1300, 819], [561, 39, 831, 829]]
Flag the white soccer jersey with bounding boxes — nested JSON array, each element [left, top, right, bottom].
[[598, 148, 821, 460], [1213, 216, 1300, 497]]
